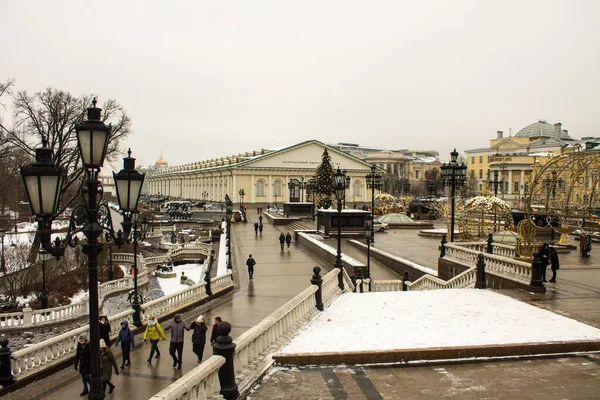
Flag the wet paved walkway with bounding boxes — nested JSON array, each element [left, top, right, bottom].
[[7, 212, 333, 399]]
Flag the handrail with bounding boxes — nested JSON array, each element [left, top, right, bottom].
[[406, 267, 477, 291]]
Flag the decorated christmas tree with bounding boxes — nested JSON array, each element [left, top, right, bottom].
[[314, 149, 335, 209]]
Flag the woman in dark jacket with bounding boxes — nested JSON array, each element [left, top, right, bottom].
[[99, 315, 111, 347], [549, 247, 560, 283], [100, 339, 119, 393], [114, 320, 135, 369], [538, 243, 550, 282], [190, 315, 208, 363], [74, 333, 91, 396]]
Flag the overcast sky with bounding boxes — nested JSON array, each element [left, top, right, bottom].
[[2, 0, 599, 169]]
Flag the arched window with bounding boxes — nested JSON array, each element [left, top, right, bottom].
[[257, 180, 265, 197], [274, 180, 282, 196], [353, 181, 361, 197]]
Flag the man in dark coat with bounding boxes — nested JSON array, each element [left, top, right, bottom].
[[210, 316, 222, 347], [549, 247, 560, 283], [114, 320, 135, 369], [246, 254, 256, 280], [190, 315, 208, 363], [279, 233, 285, 250], [168, 314, 190, 370], [74, 333, 91, 396]]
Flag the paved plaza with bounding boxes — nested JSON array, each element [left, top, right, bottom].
[[5, 217, 600, 399]]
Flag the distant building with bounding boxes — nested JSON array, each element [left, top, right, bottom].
[[329, 143, 442, 197], [139, 152, 169, 195], [465, 120, 600, 208]]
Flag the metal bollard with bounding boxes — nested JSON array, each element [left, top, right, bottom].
[[487, 233, 494, 254], [440, 234, 447, 257], [213, 321, 239, 400], [311, 266, 324, 311], [530, 252, 544, 288], [475, 253, 487, 289], [0, 337, 13, 387], [402, 272, 410, 291]]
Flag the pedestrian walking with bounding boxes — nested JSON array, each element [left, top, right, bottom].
[[100, 339, 119, 394], [538, 243, 550, 283], [144, 315, 167, 363], [210, 317, 222, 346], [168, 314, 190, 370], [286, 232, 292, 250], [254, 222, 259, 235], [114, 320, 135, 369], [190, 315, 208, 363], [98, 315, 111, 348], [279, 232, 285, 250], [259, 222, 263, 234], [74, 333, 91, 396], [246, 254, 256, 280], [259, 215, 263, 224], [257, 206, 260, 215], [549, 247, 560, 283]]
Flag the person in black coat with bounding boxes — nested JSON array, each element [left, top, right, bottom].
[[254, 222, 259, 235], [190, 315, 208, 363], [279, 233, 285, 250], [285, 232, 292, 250], [246, 254, 256, 280], [99, 315, 111, 347], [549, 247, 560, 283], [210, 316, 222, 347], [538, 243, 550, 283], [74, 333, 91, 396]]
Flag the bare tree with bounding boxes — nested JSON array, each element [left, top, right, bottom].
[[0, 83, 132, 212], [0, 243, 37, 303]]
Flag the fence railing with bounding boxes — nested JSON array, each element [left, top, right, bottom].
[[406, 267, 477, 291], [9, 273, 233, 380], [444, 243, 531, 282], [457, 241, 516, 258], [149, 355, 225, 400]]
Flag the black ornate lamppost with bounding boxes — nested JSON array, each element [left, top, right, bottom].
[[20, 100, 144, 400], [306, 180, 316, 221], [238, 189, 245, 209], [334, 168, 346, 290], [365, 164, 383, 243], [441, 149, 467, 242], [489, 170, 504, 232], [0, 229, 5, 273], [364, 219, 372, 291], [37, 248, 51, 309], [225, 194, 233, 269]]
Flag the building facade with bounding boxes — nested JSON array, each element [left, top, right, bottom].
[[146, 140, 375, 205]]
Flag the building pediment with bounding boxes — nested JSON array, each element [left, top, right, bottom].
[[238, 140, 372, 171], [491, 139, 527, 151]]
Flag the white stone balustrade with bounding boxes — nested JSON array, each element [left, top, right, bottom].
[[454, 241, 516, 258], [11, 308, 135, 379], [406, 267, 477, 291], [371, 280, 404, 292], [321, 269, 344, 306], [444, 243, 531, 282], [148, 355, 225, 400]]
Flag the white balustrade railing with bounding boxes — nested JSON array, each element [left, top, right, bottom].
[[444, 243, 531, 282], [11, 308, 135, 379], [10, 272, 234, 379], [321, 269, 343, 306], [371, 280, 404, 292], [406, 267, 477, 291], [233, 284, 319, 392], [452, 241, 516, 259], [149, 355, 225, 400]]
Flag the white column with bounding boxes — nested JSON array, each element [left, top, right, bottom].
[[285, 175, 289, 202], [268, 174, 273, 203], [251, 174, 255, 203], [520, 170, 525, 196], [233, 174, 237, 203], [508, 170, 513, 194]]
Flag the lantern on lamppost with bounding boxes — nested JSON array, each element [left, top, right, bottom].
[[440, 149, 467, 242], [334, 168, 347, 290]]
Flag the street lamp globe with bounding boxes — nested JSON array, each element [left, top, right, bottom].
[[334, 168, 346, 200], [20, 143, 65, 218], [141, 217, 149, 235], [38, 248, 53, 262], [113, 149, 145, 213], [75, 98, 111, 169]]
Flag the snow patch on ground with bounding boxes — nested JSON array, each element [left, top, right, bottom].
[[156, 263, 205, 296], [280, 290, 600, 354]]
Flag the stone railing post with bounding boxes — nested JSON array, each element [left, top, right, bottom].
[[475, 253, 487, 289], [402, 272, 410, 291], [487, 233, 494, 254], [213, 321, 239, 400], [81, 296, 89, 315], [0, 338, 13, 387], [440, 234, 447, 257], [311, 266, 324, 311], [22, 305, 33, 327], [529, 252, 544, 288]]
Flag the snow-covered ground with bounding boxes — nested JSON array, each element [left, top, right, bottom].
[[279, 290, 600, 354], [156, 262, 206, 296]]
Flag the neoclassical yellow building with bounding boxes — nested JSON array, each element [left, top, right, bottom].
[[146, 140, 376, 205], [465, 120, 600, 208]]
